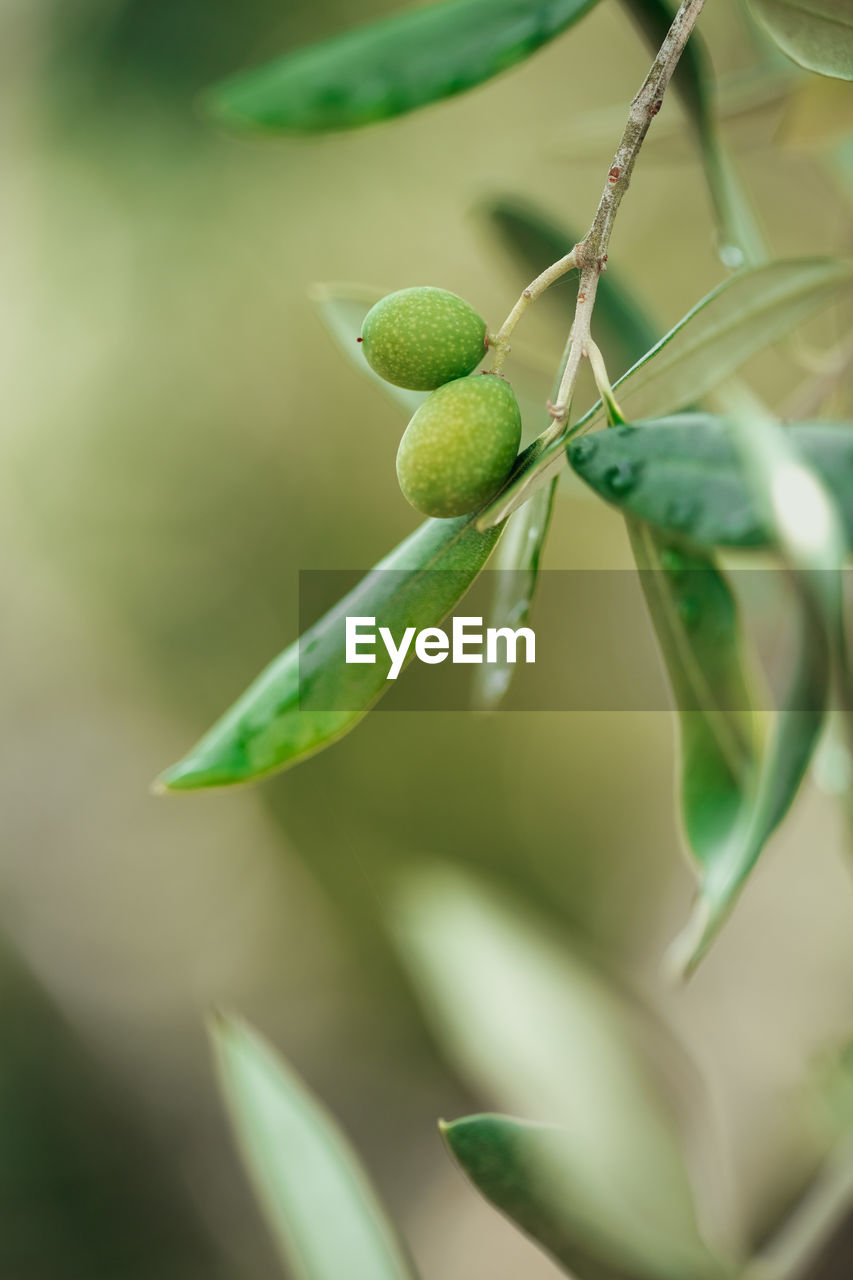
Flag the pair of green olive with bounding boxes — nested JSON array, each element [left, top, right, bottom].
[[360, 287, 521, 518]]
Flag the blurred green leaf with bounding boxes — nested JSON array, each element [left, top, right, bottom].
[[748, 0, 853, 81], [204, 0, 602, 134], [619, 0, 766, 267], [211, 1013, 417, 1280], [442, 1114, 732, 1280], [568, 416, 853, 548], [478, 256, 853, 527], [157, 513, 502, 790], [391, 865, 729, 1279], [626, 521, 759, 871]]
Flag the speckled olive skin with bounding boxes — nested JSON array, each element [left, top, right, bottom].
[[361, 287, 488, 391], [396, 374, 522, 518]]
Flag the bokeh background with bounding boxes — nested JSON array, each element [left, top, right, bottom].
[[3, 0, 853, 1275]]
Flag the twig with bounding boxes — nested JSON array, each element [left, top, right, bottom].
[[478, 0, 710, 530], [490, 250, 577, 373], [546, 0, 708, 433]]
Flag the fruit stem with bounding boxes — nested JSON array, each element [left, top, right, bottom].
[[489, 249, 577, 373], [586, 339, 626, 426]]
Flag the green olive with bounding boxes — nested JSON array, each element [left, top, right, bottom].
[[396, 374, 522, 518], [360, 287, 487, 391]]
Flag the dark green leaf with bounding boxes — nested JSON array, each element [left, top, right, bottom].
[[157, 513, 501, 790], [748, 0, 853, 81], [567, 415, 853, 549], [205, 0, 602, 134], [211, 1014, 417, 1280], [443, 1114, 733, 1280], [479, 256, 853, 527]]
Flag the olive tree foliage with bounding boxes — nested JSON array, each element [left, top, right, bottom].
[[156, 2, 853, 1277]]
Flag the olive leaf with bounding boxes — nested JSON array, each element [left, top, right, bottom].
[[204, 0, 602, 134], [626, 521, 760, 873], [478, 256, 853, 528], [210, 1014, 417, 1280], [668, 391, 849, 972], [156, 513, 502, 790], [567, 415, 853, 549], [748, 0, 853, 82], [391, 865, 731, 1280], [619, 0, 766, 267], [568, 412, 845, 971], [442, 1114, 733, 1280], [471, 480, 556, 711]]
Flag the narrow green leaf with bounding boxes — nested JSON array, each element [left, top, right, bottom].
[[210, 1014, 416, 1280], [567, 415, 853, 549], [748, 0, 853, 81], [205, 0, 602, 134], [626, 520, 759, 865], [478, 256, 853, 528], [471, 479, 556, 710], [391, 866, 728, 1280], [619, 0, 767, 267], [442, 1114, 732, 1280], [156, 513, 501, 790]]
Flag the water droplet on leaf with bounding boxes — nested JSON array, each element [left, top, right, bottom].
[[569, 437, 597, 467], [604, 461, 641, 495]]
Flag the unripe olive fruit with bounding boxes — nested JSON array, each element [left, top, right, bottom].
[[396, 374, 522, 518], [360, 287, 488, 391]]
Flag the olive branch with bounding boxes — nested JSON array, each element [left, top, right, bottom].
[[488, 0, 707, 452]]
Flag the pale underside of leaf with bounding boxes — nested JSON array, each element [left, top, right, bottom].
[[749, 0, 853, 81]]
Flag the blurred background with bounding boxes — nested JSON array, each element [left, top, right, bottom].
[[2, 0, 853, 1275]]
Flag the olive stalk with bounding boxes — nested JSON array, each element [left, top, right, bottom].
[[489, 0, 707, 449], [488, 248, 577, 372]]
